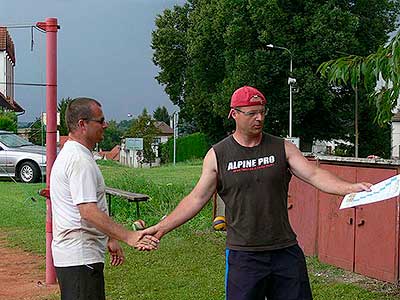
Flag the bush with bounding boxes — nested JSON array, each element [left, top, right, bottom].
[[160, 132, 210, 163], [0, 112, 17, 132], [334, 142, 354, 157]]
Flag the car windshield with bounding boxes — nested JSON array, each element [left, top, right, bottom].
[[0, 133, 34, 147]]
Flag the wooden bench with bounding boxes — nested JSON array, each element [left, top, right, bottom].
[[105, 187, 149, 219]]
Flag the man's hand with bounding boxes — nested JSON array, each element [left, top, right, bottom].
[[107, 239, 125, 266], [126, 231, 159, 250], [135, 225, 165, 251], [347, 182, 372, 194]]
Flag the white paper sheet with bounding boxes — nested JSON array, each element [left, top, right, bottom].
[[340, 175, 400, 209]]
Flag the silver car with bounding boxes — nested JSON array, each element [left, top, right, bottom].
[[0, 130, 46, 183]]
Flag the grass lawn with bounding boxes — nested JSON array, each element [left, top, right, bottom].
[[0, 161, 398, 299]]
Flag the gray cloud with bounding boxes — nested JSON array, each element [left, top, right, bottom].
[[1, 0, 185, 122]]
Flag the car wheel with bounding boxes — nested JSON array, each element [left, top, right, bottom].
[[18, 161, 41, 183]]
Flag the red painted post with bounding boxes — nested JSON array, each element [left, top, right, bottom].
[[36, 17, 59, 285]]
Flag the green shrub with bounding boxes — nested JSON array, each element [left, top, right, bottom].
[[160, 132, 210, 163], [0, 111, 17, 132]]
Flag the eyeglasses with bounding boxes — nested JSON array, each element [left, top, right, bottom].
[[83, 117, 107, 125], [234, 107, 268, 117]]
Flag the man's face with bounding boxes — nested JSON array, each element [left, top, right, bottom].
[[84, 104, 108, 144], [232, 105, 266, 136]]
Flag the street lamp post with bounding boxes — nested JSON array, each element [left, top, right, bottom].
[[266, 44, 295, 137], [170, 111, 179, 165]]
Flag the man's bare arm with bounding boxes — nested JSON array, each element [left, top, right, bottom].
[[143, 148, 218, 239], [285, 141, 371, 195], [78, 203, 158, 249]]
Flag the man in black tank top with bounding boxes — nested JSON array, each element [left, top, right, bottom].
[[141, 86, 372, 300]]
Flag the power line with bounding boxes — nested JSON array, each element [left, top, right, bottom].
[[0, 24, 46, 51], [0, 23, 37, 28], [0, 82, 56, 87], [0, 24, 45, 32], [3, 25, 33, 29]]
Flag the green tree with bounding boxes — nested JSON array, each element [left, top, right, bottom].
[[25, 98, 71, 145], [118, 118, 135, 134], [58, 97, 72, 136], [0, 111, 17, 132], [28, 118, 45, 145], [99, 120, 122, 151], [153, 106, 170, 124], [152, 3, 190, 108], [152, 0, 399, 150], [318, 30, 400, 125], [127, 109, 160, 164]]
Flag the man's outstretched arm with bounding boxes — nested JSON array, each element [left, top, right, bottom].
[[285, 140, 372, 195], [141, 148, 218, 241]]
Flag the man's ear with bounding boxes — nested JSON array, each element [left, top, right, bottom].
[[231, 110, 238, 120], [77, 119, 86, 130]]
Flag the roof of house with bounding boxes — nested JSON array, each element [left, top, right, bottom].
[[0, 27, 16, 65], [0, 91, 24, 113], [99, 145, 120, 161], [154, 121, 173, 135]]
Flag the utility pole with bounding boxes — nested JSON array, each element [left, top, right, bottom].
[[36, 17, 60, 285]]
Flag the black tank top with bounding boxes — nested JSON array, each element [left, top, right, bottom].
[[213, 133, 297, 251]]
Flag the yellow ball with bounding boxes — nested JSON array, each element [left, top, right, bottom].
[[213, 216, 226, 231], [132, 219, 146, 231]]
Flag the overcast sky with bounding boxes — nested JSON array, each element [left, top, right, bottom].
[[1, 0, 185, 122]]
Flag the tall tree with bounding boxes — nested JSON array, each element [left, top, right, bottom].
[[58, 97, 73, 136], [28, 117, 45, 145], [127, 109, 160, 164], [152, 0, 400, 151], [318, 30, 400, 125], [152, 3, 190, 108], [99, 120, 122, 151], [118, 118, 135, 134], [153, 106, 170, 124]]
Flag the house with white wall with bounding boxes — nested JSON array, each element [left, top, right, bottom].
[[120, 121, 173, 168], [0, 27, 24, 113], [154, 121, 173, 142]]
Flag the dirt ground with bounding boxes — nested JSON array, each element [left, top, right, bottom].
[[0, 236, 59, 300]]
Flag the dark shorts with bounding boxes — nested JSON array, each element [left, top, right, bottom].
[[55, 262, 105, 300], [225, 244, 312, 300]]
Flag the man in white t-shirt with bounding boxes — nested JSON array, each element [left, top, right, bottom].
[[50, 97, 158, 300]]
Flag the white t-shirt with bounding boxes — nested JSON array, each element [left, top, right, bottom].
[[50, 140, 108, 267]]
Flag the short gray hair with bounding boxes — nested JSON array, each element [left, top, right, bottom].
[[65, 97, 102, 133]]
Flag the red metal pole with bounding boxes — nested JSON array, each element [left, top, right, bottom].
[[36, 17, 59, 285]]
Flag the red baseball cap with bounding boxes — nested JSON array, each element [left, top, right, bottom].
[[228, 86, 267, 118]]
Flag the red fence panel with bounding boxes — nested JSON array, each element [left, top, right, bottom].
[[317, 164, 356, 271], [354, 167, 399, 282], [288, 162, 318, 256]]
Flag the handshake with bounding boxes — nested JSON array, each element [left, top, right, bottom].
[[108, 220, 166, 267], [128, 221, 164, 251]]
